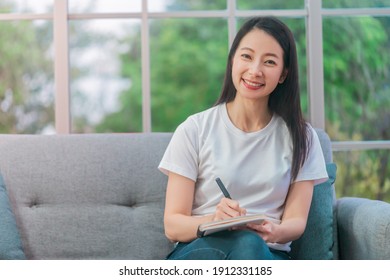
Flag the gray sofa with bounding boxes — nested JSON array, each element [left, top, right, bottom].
[[0, 131, 389, 260]]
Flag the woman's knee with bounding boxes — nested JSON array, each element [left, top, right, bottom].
[[228, 230, 272, 259], [233, 230, 266, 247]]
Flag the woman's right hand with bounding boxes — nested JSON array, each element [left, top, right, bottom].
[[213, 197, 247, 221]]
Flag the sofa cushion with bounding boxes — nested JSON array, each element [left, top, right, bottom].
[[0, 173, 26, 260], [337, 197, 390, 259], [290, 163, 337, 259], [0, 133, 174, 259]]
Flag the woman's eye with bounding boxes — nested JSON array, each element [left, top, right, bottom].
[[265, 60, 276, 65], [241, 54, 251, 60]]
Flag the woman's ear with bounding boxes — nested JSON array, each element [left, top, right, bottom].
[[279, 70, 288, 84]]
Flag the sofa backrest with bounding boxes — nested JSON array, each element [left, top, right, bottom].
[[0, 133, 174, 259], [0, 130, 336, 260]]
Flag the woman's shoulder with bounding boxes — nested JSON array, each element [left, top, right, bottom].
[[304, 122, 319, 142], [188, 104, 220, 121], [272, 115, 317, 137], [175, 105, 221, 134], [272, 114, 290, 135], [179, 105, 220, 128]]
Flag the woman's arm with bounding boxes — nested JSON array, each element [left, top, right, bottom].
[[247, 180, 314, 243], [164, 172, 246, 243], [164, 172, 212, 242]]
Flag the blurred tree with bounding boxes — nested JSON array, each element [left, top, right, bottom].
[[0, 0, 111, 133], [0, 1, 54, 133], [322, 3, 390, 201]]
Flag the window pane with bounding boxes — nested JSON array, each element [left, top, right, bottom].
[[149, 0, 226, 12], [69, 0, 141, 13], [323, 0, 390, 8], [0, 20, 54, 134], [333, 150, 390, 203], [69, 19, 142, 133], [3, 0, 53, 13], [323, 17, 390, 141], [149, 18, 228, 131], [237, 0, 304, 10]]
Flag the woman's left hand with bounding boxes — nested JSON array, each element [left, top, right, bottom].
[[246, 220, 278, 243]]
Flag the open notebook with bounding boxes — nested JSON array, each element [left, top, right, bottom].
[[197, 214, 280, 237]]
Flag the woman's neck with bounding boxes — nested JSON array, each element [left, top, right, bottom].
[[226, 98, 272, 133]]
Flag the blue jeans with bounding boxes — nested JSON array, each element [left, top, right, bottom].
[[166, 230, 290, 260]]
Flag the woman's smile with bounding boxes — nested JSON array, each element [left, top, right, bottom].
[[242, 78, 264, 90]]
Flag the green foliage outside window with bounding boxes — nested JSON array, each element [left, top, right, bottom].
[[0, 4, 53, 133]]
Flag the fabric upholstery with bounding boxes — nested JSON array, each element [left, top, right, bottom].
[[0, 173, 26, 260], [337, 197, 390, 259], [313, 128, 339, 259], [0, 133, 174, 259]]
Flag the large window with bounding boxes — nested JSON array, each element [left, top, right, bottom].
[[1, 0, 389, 201]]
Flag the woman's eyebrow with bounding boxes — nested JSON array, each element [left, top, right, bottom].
[[239, 47, 255, 52], [239, 47, 281, 59], [263, 52, 280, 59], [240, 47, 279, 58]]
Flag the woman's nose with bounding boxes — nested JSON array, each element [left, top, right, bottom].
[[249, 62, 263, 76]]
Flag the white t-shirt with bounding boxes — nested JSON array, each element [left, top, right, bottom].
[[159, 103, 328, 251]]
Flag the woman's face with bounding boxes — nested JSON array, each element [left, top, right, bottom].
[[231, 28, 286, 102]]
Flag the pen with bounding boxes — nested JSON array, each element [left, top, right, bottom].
[[215, 177, 232, 199]]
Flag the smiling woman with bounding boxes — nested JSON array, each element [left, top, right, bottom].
[[159, 16, 328, 260]]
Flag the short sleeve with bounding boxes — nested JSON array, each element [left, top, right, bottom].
[[158, 118, 199, 182], [294, 126, 328, 185]]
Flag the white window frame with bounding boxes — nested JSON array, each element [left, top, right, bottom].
[[0, 0, 389, 152]]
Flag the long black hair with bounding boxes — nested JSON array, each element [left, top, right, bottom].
[[215, 17, 310, 182]]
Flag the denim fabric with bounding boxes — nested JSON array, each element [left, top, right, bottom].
[[166, 230, 290, 260]]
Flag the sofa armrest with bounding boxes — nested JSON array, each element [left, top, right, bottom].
[[336, 197, 390, 259]]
